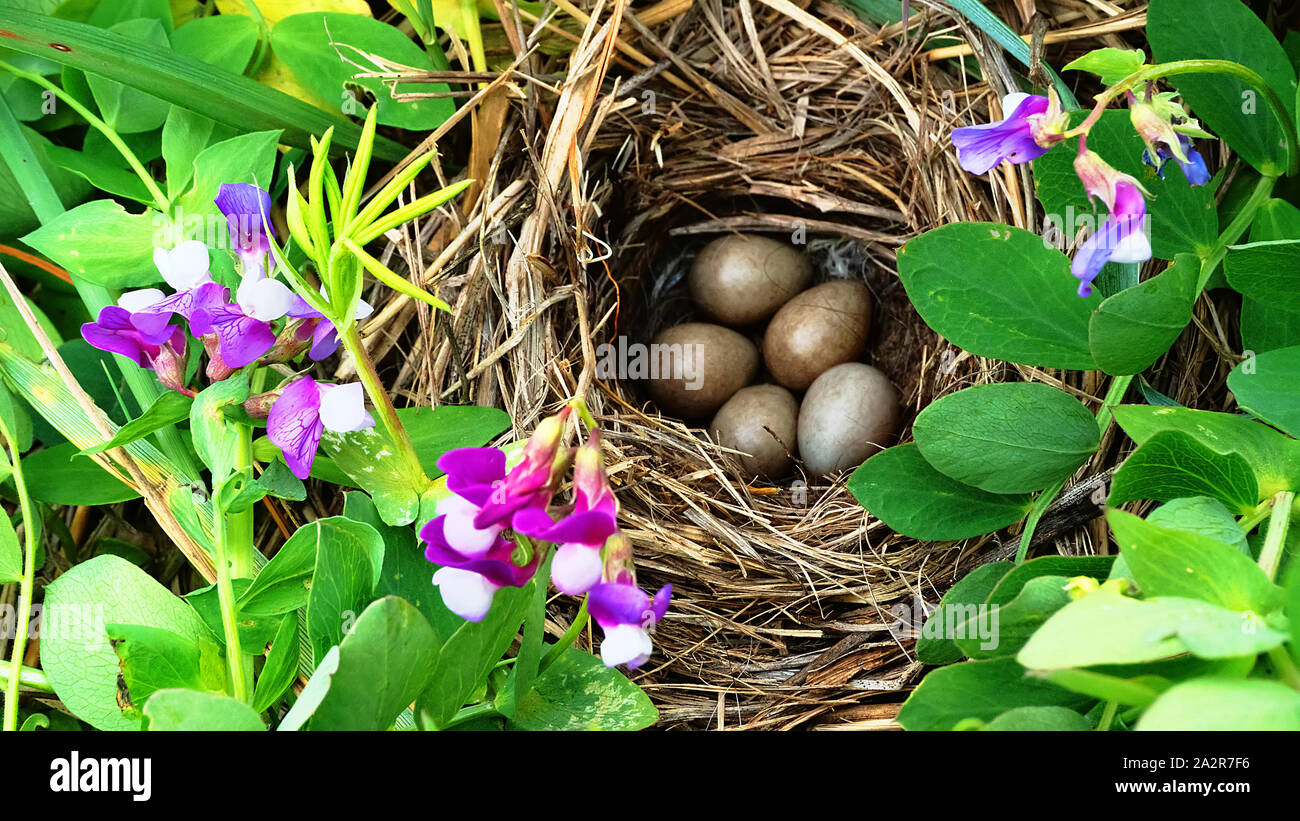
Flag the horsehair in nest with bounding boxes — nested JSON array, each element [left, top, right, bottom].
[[356, 0, 1151, 728]]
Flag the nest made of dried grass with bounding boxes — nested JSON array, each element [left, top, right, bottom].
[[331, 0, 1164, 729]]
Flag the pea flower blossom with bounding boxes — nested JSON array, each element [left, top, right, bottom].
[[515, 432, 619, 595], [1071, 144, 1152, 297], [215, 182, 275, 275], [588, 575, 672, 670], [266, 376, 374, 479], [950, 90, 1069, 175], [1128, 91, 1211, 186]]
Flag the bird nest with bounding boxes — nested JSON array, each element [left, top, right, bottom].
[[352, 0, 1154, 728]]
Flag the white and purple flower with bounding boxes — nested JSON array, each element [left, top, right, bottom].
[[285, 294, 374, 361], [1129, 90, 1212, 187], [515, 432, 618, 595], [588, 581, 672, 669], [951, 90, 1069, 175], [1071, 144, 1152, 297], [266, 376, 374, 479], [81, 306, 182, 369], [189, 271, 297, 368]]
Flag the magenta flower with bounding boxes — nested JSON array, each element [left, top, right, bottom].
[[421, 497, 540, 621], [81, 305, 177, 368], [588, 582, 671, 669], [1071, 145, 1152, 297], [266, 377, 374, 479], [951, 91, 1067, 175], [515, 433, 618, 595], [215, 183, 274, 273]]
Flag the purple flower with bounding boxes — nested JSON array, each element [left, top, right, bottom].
[[433, 408, 572, 536], [1071, 145, 1152, 297], [1129, 91, 1212, 187], [588, 582, 671, 669], [190, 274, 296, 368], [286, 294, 374, 361], [951, 91, 1067, 175], [215, 183, 274, 273], [266, 377, 374, 479], [515, 432, 618, 595], [421, 503, 539, 622], [81, 305, 176, 368]]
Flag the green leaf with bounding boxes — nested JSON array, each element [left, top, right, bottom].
[[238, 516, 382, 617], [307, 596, 440, 730], [80, 391, 193, 456], [0, 124, 91, 237], [0, 7, 407, 160], [186, 578, 283, 649], [0, 508, 20, 584], [1228, 345, 1300, 438], [1035, 111, 1217, 262], [270, 12, 454, 130], [176, 130, 281, 232], [897, 656, 1092, 731], [342, 491, 459, 642], [1106, 509, 1279, 612], [1112, 404, 1300, 497], [1147, 496, 1249, 555], [1225, 240, 1300, 315], [255, 458, 306, 502], [1148, 0, 1297, 176], [41, 554, 212, 730], [500, 647, 657, 731], [896, 222, 1101, 369], [1137, 678, 1300, 730], [1089, 253, 1200, 375], [401, 405, 511, 477], [43, 142, 152, 204], [85, 18, 172, 133], [22, 199, 163, 289], [170, 13, 258, 74], [983, 705, 1092, 731], [1062, 48, 1146, 86], [956, 576, 1073, 661], [915, 561, 1012, 665], [144, 688, 266, 730], [252, 612, 299, 713], [305, 518, 383, 664], [189, 372, 249, 485], [107, 622, 227, 714], [22, 442, 140, 504], [1109, 429, 1260, 514], [912, 383, 1099, 493], [847, 444, 1033, 541], [419, 581, 532, 729], [161, 105, 228, 200], [986, 555, 1115, 606]]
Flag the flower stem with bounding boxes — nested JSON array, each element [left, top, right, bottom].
[[337, 323, 425, 483], [0, 664, 52, 694], [1, 415, 37, 731], [0, 60, 170, 212], [1199, 173, 1277, 291], [540, 596, 589, 671], [1095, 699, 1119, 731], [212, 499, 252, 704], [1257, 491, 1294, 582]]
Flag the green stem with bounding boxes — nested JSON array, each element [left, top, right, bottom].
[[337, 323, 425, 484], [213, 502, 252, 703], [1068, 59, 1298, 176], [1238, 497, 1275, 533], [0, 663, 52, 694], [1269, 646, 1300, 690], [1, 416, 37, 731], [1257, 491, 1294, 582], [1096, 699, 1119, 731], [0, 59, 169, 212], [1199, 173, 1278, 290], [439, 700, 500, 730], [540, 597, 589, 671]]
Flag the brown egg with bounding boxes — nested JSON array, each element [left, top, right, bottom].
[[709, 385, 799, 479], [798, 363, 899, 477], [763, 280, 873, 390], [688, 234, 813, 326], [646, 322, 759, 418]]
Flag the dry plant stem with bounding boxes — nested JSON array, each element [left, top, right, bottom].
[[1257, 491, 1294, 582], [1, 415, 36, 731]]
